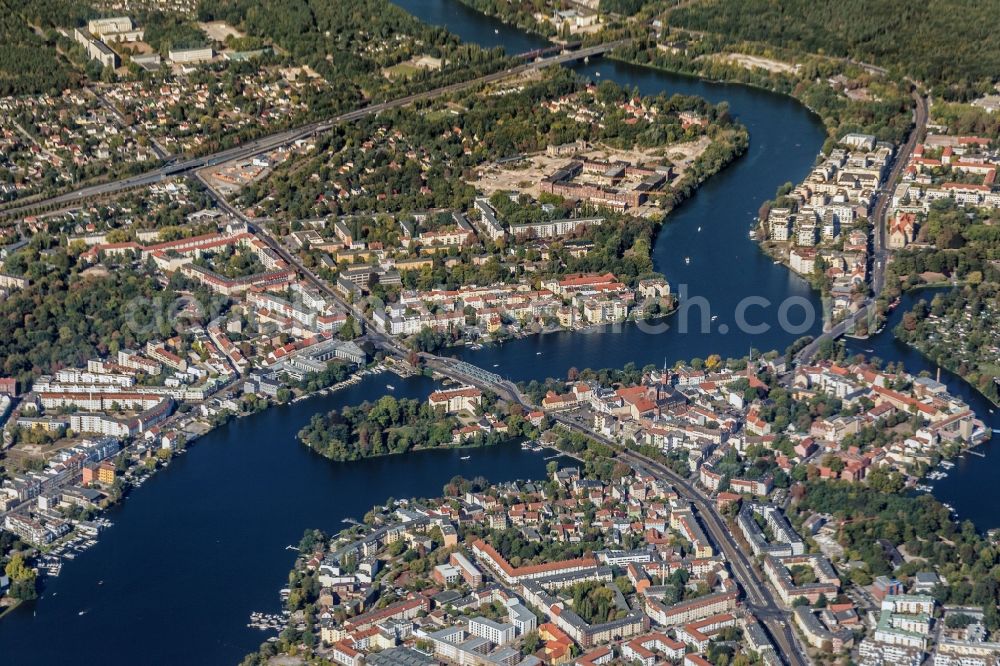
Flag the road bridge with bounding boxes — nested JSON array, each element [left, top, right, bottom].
[[795, 93, 927, 365]]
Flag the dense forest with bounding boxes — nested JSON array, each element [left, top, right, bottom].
[[197, 0, 510, 105], [615, 38, 914, 146], [0, 239, 227, 383], [895, 285, 1000, 404], [600, 0, 655, 14], [0, 0, 84, 95], [669, 0, 1000, 98], [456, 0, 557, 37], [931, 102, 1000, 141]]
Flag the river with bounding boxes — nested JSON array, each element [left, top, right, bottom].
[[841, 289, 999, 529], [0, 373, 575, 664], [394, 0, 828, 378], [393, 0, 1000, 526], [1, 1, 998, 663]]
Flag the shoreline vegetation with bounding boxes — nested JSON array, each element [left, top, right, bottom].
[[895, 285, 1000, 406], [449, 0, 916, 337], [297, 392, 540, 462], [610, 40, 914, 146], [247, 64, 747, 354], [241, 350, 998, 665], [2, 2, 999, 656], [453, 0, 915, 145], [0, 0, 748, 615], [0, 358, 386, 608]]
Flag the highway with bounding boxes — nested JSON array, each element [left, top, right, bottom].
[[9, 33, 909, 662], [0, 40, 628, 220]]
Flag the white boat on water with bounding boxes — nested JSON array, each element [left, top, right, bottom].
[[697, 226, 702, 232], [460, 455, 471, 460], [494, 28, 499, 34], [685, 257, 690, 264], [386, 384, 395, 390]]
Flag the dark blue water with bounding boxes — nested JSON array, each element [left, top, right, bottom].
[[842, 290, 999, 529], [394, 0, 550, 53], [396, 0, 1000, 529], [396, 0, 827, 380], [0, 373, 570, 664], [2, 2, 998, 664]]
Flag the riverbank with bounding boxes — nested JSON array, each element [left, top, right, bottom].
[[0, 599, 22, 620], [5, 3, 998, 664], [893, 285, 1000, 407], [442, 0, 915, 144], [0, 360, 389, 607], [397, 4, 893, 341], [0, 369, 577, 664], [838, 288, 1000, 528], [297, 386, 544, 462], [613, 43, 914, 139]]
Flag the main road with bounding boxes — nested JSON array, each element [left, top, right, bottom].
[[249, 227, 811, 664], [794, 92, 928, 364], [25, 30, 880, 662], [0, 40, 628, 220], [199, 158, 806, 666], [548, 413, 809, 666]]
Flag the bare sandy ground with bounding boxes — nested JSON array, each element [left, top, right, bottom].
[[468, 137, 711, 218]]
